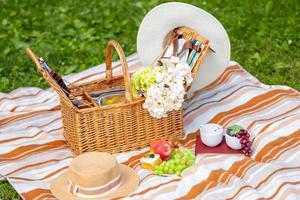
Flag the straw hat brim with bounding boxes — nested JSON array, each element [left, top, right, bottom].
[[50, 164, 139, 200], [137, 2, 231, 96]]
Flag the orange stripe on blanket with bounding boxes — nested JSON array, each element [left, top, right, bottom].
[[148, 183, 180, 199], [184, 84, 264, 127], [199, 65, 242, 90], [231, 158, 256, 178], [252, 114, 300, 152], [0, 130, 43, 144], [258, 167, 300, 189], [10, 166, 68, 181], [6, 156, 74, 176], [277, 181, 300, 199], [204, 158, 256, 188], [132, 160, 142, 170], [0, 107, 60, 126], [208, 89, 298, 125], [247, 105, 300, 130], [0, 140, 66, 161], [21, 188, 54, 200], [10, 96, 54, 112], [176, 179, 219, 200], [0, 117, 61, 140], [176, 157, 251, 199], [220, 90, 300, 126], [23, 116, 61, 130], [130, 178, 180, 197], [266, 140, 300, 162], [140, 173, 154, 183], [263, 181, 300, 200], [229, 166, 300, 199], [34, 193, 57, 200], [255, 130, 300, 162], [179, 130, 198, 146], [223, 157, 257, 182], [187, 65, 243, 100], [227, 185, 257, 200], [0, 89, 43, 102], [184, 68, 247, 115]]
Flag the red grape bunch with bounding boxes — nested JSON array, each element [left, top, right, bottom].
[[236, 129, 253, 156]]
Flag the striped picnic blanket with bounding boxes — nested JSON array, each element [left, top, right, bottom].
[[0, 54, 300, 200]]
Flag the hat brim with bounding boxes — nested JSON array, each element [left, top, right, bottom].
[[137, 2, 231, 95], [50, 164, 139, 200]]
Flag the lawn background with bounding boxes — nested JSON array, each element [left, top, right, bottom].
[[0, 0, 299, 199]]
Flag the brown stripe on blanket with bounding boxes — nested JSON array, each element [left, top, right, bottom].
[[247, 105, 300, 130], [0, 89, 44, 102], [252, 115, 300, 151], [10, 96, 55, 112], [184, 85, 278, 125], [208, 89, 298, 125], [0, 141, 66, 162], [229, 167, 300, 199], [255, 129, 300, 162], [184, 84, 262, 118], [129, 178, 180, 197], [22, 188, 54, 200], [221, 91, 300, 127], [0, 107, 60, 126], [272, 181, 300, 199], [9, 166, 68, 181], [6, 156, 74, 176], [188, 65, 243, 99], [185, 66, 244, 104]]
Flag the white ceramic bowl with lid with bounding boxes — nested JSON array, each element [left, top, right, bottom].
[[199, 123, 224, 147], [225, 132, 243, 150]]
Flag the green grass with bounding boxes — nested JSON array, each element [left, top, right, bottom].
[[0, 180, 20, 200], [0, 0, 299, 198], [0, 0, 299, 93]]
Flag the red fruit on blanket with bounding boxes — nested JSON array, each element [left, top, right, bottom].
[[151, 140, 172, 161]]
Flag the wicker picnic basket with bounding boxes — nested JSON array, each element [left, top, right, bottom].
[[26, 26, 209, 155]]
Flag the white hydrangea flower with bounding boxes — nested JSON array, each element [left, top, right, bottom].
[[142, 56, 193, 118], [170, 56, 180, 64]]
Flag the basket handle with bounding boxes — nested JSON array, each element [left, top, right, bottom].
[[25, 48, 73, 106], [105, 40, 133, 102], [26, 48, 47, 75]]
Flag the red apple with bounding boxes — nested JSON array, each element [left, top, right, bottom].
[[150, 140, 172, 161]]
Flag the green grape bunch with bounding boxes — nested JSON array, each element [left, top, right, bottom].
[[227, 125, 243, 136], [154, 149, 195, 176]]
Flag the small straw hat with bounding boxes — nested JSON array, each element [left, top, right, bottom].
[[50, 152, 139, 200]]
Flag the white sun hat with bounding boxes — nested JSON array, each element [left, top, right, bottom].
[[137, 2, 231, 96]]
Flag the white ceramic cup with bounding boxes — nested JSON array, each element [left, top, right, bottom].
[[225, 133, 242, 150], [199, 123, 224, 147]]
